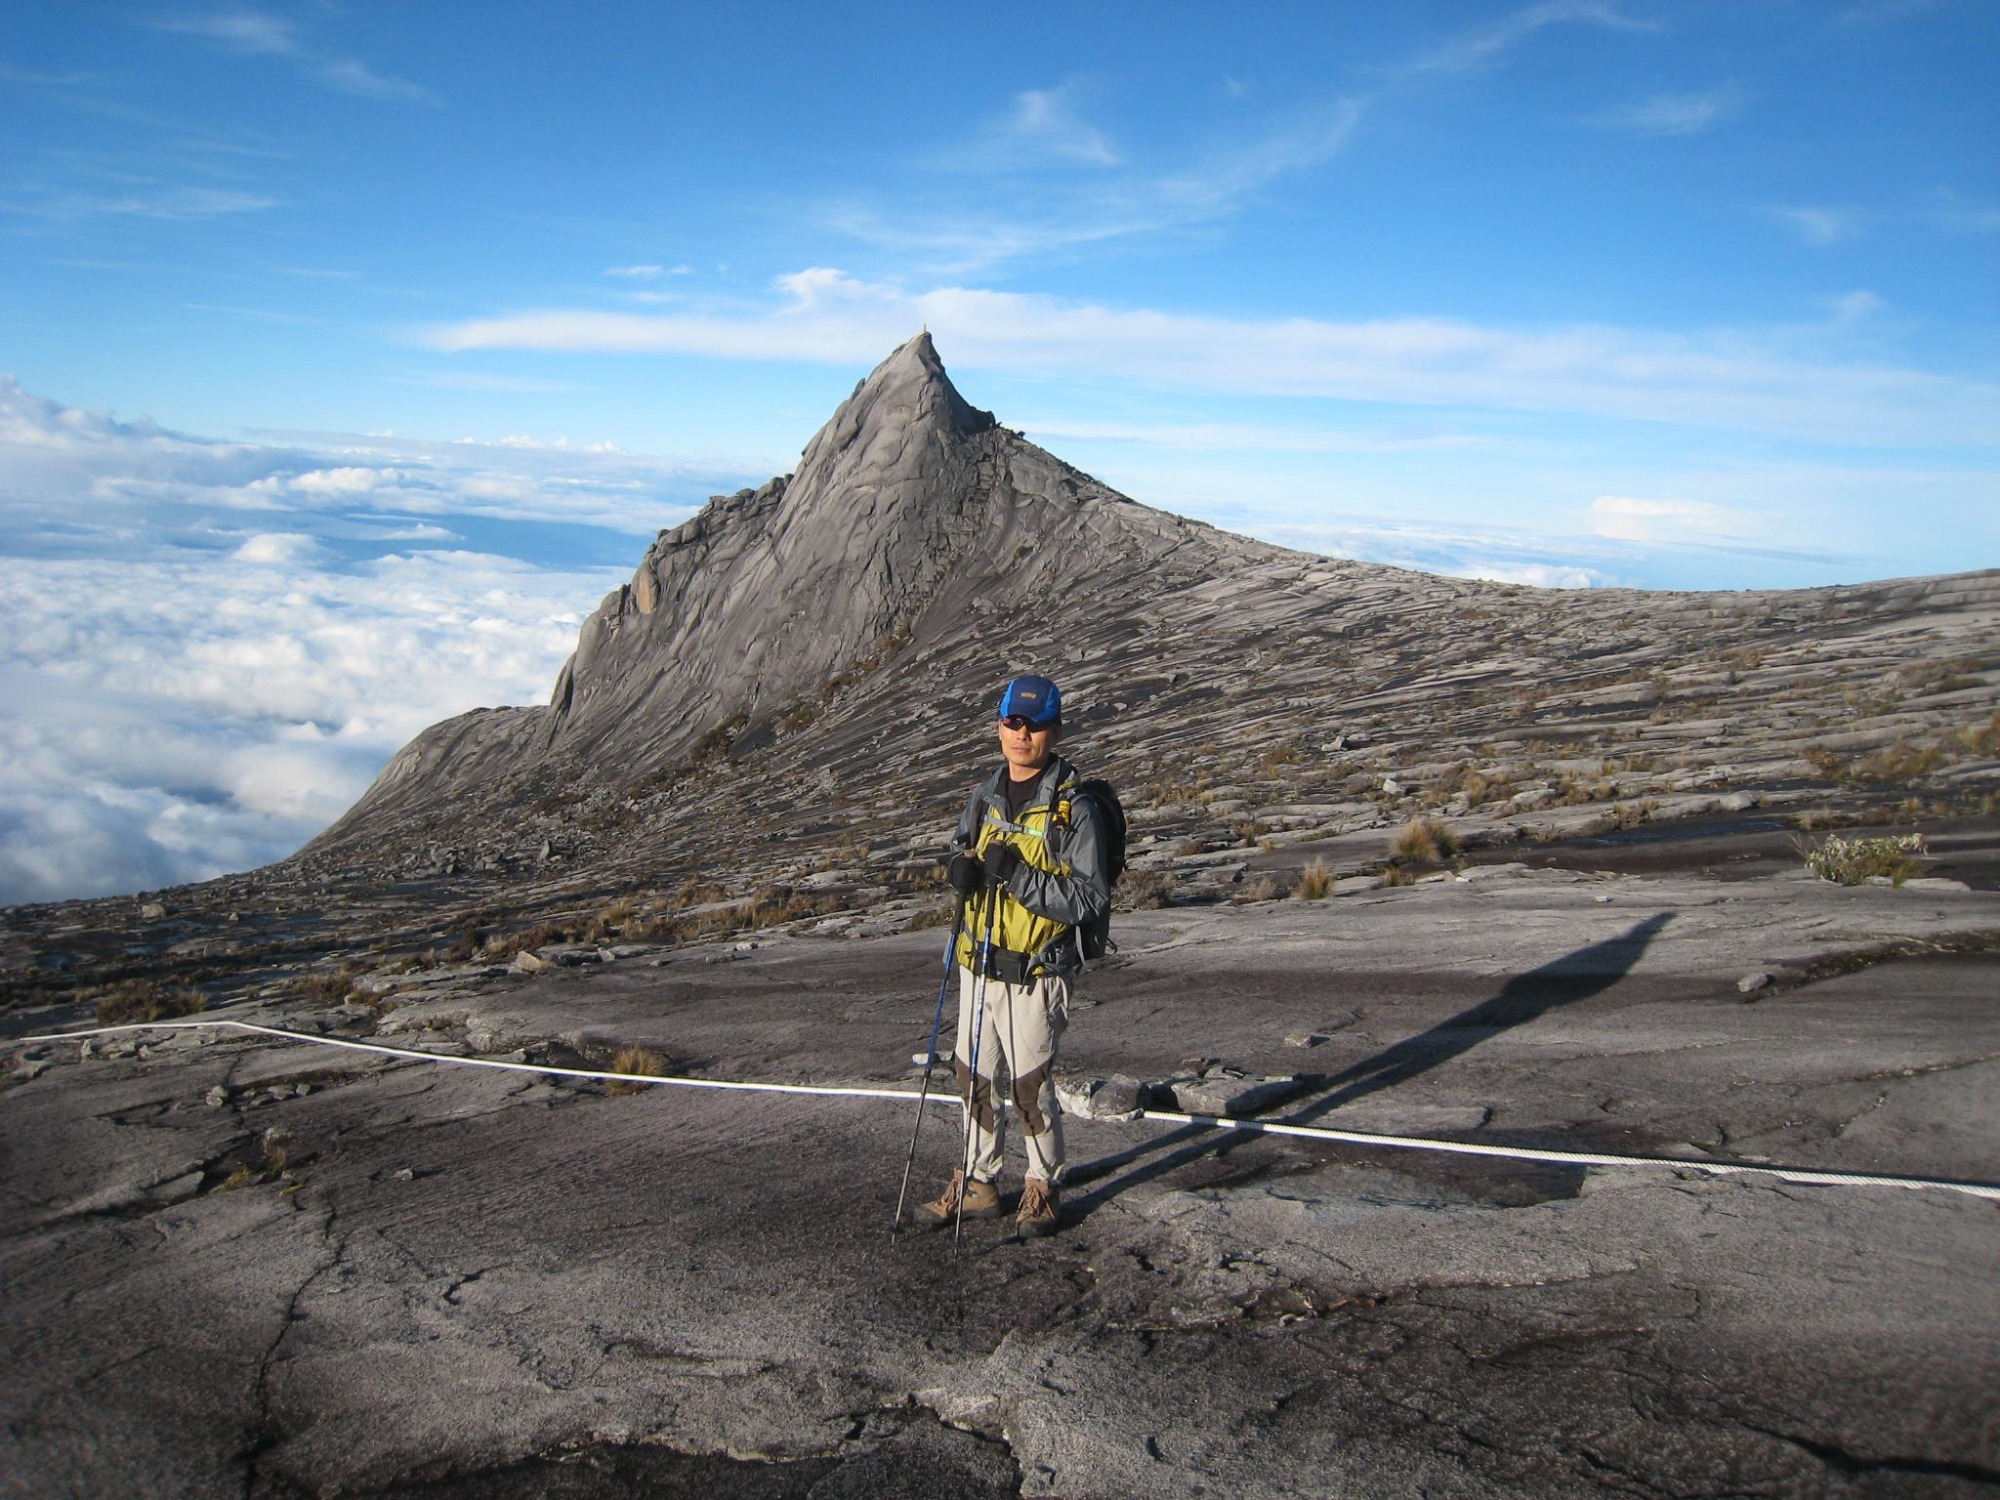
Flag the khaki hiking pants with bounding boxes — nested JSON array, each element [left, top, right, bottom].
[[953, 967, 1070, 1185]]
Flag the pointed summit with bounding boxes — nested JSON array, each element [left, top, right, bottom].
[[794, 331, 995, 482]]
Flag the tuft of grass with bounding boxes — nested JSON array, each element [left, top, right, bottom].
[[298, 963, 364, 1004], [1296, 858, 1334, 901], [607, 1046, 667, 1096], [215, 1130, 291, 1192], [900, 898, 955, 932], [93, 980, 207, 1027], [1796, 832, 1927, 886], [1117, 870, 1174, 911], [1230, 873, 1289, 905], [1851, 742, 1946, 782], [1390, 816, 1457, 864], [1259, 740, 1306, 771]]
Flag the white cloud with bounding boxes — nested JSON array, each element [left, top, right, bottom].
[[1827, 289, 1884, 326], [282, 465, 390, 494], [232, 532, 323, 564], [420, 270, 2000, 448], [0, 379, 773, 903], [1018, 417, 1490, 455], [1769, 205, 1860, 246], [1449, 561, 1606, 589], [604, 263, 692, 279], [1588, 494, 1746, 545], [1596, 87, 1742, 136], [0, 549, 627, 905]]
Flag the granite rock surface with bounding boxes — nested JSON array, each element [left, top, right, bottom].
[[6, 865, 1997, 1497]]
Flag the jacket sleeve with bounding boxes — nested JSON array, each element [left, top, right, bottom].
[[951, 785, 985, 851], [1003, 794, 1111, 928]]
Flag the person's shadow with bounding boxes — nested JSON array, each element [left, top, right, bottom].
[[1064, 911, 1674, 1214]]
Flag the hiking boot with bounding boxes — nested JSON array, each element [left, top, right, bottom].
[[1016, 1177, 1060, 1238], [917, 1170, 1001, 1224]]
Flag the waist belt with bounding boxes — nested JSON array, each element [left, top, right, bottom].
[[975, 946, 1038, 985]]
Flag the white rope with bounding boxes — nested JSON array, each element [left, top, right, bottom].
[[21, 1018, 2000, 1203], [1131, 1110, 2000, 1201], [21, 1019, 920, 1102]]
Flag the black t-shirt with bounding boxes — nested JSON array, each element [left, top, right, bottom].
[[1002, 769, 1042, 822]]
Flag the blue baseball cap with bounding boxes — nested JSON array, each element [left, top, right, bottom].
[[996, 674, 1062, 725]]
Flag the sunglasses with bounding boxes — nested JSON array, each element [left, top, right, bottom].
[[1000, 716, 1055, 732]]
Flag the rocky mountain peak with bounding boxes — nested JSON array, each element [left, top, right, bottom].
[[794, 330, 996, 481], [318, 334, 1213, 838]]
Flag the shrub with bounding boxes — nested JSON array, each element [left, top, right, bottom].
[[1797, 833, 1926, 886], [1390, 817, 1456, 864], [607, 1047, 667, 1096], [1296, 858, 1334, 901], [94, 981, 207, 1027]]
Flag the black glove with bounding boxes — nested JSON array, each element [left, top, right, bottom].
[[946, 852, 984, 895], [982, 842, 1021, 886]]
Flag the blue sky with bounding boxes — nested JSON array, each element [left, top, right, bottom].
[[2, 0, 1996, 902]]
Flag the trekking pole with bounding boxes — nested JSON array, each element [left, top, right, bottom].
[[954, 888, 1000, 1253], [890, 895, 966, 1240]]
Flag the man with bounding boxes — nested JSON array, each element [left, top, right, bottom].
[[918, 673, 1111, 1237]]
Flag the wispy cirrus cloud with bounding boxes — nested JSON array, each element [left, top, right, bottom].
[[398, 370, 582, 393], [1932, 189, 2000, 235], [831, 3, 1649, 276], [152, 8, 437, 104], [1396, 0, 1655, 79], [11, 183, 280, 221], [1595, 86, 1743, 136], [827, 99, 1365, 273], [1769, 204, 1861, 246], [1001, 82, 1122, 167], [420, 267, 2000, 449]]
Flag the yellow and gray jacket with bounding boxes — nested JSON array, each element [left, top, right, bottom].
[[952, 756, 1112, 981]]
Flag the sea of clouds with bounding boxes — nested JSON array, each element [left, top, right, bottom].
[[0, 377, 755, 907]]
